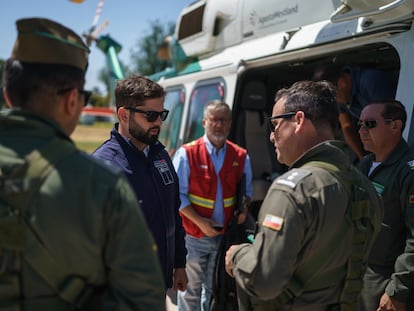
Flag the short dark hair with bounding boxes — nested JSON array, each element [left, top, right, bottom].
[[115, 75, 165, 110], [369, 100, 407, 132], [275, 80, 339, 132], [2, 58, 85, 108]]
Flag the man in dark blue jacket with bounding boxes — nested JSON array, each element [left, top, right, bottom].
[[93, 75, 187, 293]]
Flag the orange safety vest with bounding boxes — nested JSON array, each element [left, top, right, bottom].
[[181, 138, 246, 238]]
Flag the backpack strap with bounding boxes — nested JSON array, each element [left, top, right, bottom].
[[0, 138, 93, 309]]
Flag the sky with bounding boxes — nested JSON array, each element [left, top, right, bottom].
[[0, 0, 194, 92]]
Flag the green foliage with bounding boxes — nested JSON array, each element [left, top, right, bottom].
[[130, 19, 175, 76], [89, 93, 110, 107], [0, 58, 6, 109]]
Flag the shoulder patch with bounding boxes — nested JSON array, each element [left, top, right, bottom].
[[263, 214, 284, 231], [276, 169, 311, 189], [407, 160, 414, 169]]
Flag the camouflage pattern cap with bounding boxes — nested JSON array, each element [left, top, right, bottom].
[[11, 17, 90, 71]]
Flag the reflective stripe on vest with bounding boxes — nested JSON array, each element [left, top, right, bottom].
[[189, 194, 236, 209], [189, 193, 214, 209]]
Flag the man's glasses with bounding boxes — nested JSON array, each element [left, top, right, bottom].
[[268, 112, 296, 131], [357, 119, 393, 130], [125, 107, 169, 122], [208, 117, 230, 125], [57, 88, 92, 106], [78, 90, 92, 106]]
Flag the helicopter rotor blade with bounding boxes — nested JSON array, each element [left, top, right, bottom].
[[89, 0, 105, 33]]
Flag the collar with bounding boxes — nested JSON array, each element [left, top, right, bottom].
[[291, 140, 351, 169], [2, 108, 72, 142], [366, 139, 410, 167], [111, 123, 165, 157], [203, 135, 227, 156]]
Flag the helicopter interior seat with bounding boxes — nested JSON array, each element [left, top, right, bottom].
[[241, 80, 273, 217]]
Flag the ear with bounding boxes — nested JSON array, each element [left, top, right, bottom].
[[62, 88, 79, 116], [2, 87, 13, 108], [117, 107, 129, 123], [392, 119, 403, 134], [294, 111, 306, 132]]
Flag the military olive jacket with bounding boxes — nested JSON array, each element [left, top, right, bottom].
[[231, 141, 382, 311], [359, 139, 414, 303], [0, 109, 165, 310]]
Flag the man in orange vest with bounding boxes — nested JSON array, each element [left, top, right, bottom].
[[173, 100, 253, 311]]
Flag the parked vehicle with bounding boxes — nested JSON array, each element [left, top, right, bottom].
[[149, 0, 414, 204]]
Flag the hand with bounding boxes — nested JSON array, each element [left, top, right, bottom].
[[173, 268, 188, 292], [377, 293, 406, 311], [225, 245, 239, 277], [237, 203, 249, 224], [199, 219, 222, 237]]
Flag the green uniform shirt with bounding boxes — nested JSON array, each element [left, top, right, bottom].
[[359, 140, 414, 306], [231, 141, 382, 311], [0, 109, 166, 310]]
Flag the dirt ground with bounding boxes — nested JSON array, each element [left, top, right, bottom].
[[70, 124, 111, 142]]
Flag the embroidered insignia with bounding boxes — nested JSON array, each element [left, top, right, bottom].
[[409, 194, 414, 204], [276, 169, 311, 189], [407, 160, 414, 169], [263, 214, 284, 231], [154, 159, 174, 185], [200, 164, 208, 169], [232, 160, 239, 167]]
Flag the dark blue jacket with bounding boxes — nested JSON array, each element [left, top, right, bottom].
[[92, 125, 186, 288]]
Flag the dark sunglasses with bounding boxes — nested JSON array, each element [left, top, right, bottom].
[[357, 118, 393, 130], [57, 88, 92, 106], [78, 89, 92, 106], [125, 107, 169, 122], [268, 112, 296, 131]]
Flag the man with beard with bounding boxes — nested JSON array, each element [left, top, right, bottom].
[[1, 19, 164, 310], [93, 75, 187, 296], [173, 100, 253, 311]]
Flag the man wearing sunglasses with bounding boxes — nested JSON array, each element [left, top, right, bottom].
[[225, 80, 382, 310], [1, 18, 165, 310], [358, 100, 414, 311], [93, 75, 188, 297]]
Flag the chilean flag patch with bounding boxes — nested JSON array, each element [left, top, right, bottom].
[[263, 214, 284, 231]]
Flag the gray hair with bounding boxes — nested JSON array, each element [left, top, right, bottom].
[[203, 100, 231, 119]]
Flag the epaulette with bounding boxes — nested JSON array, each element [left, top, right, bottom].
[[276, 169, 311, 189]]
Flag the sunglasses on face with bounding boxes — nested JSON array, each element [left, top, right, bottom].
[[357, 118, 393, 130], [58, 88, 92, 106], [268, 112, 296, 131], [78, 89, 92, 106], [125, 107, 169, 122]]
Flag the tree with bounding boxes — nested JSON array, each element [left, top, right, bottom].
[[0, 59, 6, 108], [130, 19, 175, 76], [95, 59, 130, 107]]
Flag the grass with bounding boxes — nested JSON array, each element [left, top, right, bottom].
[[71, 122, 113, 154]]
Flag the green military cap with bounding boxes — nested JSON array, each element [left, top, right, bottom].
[[11, 17, 90, 71]]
